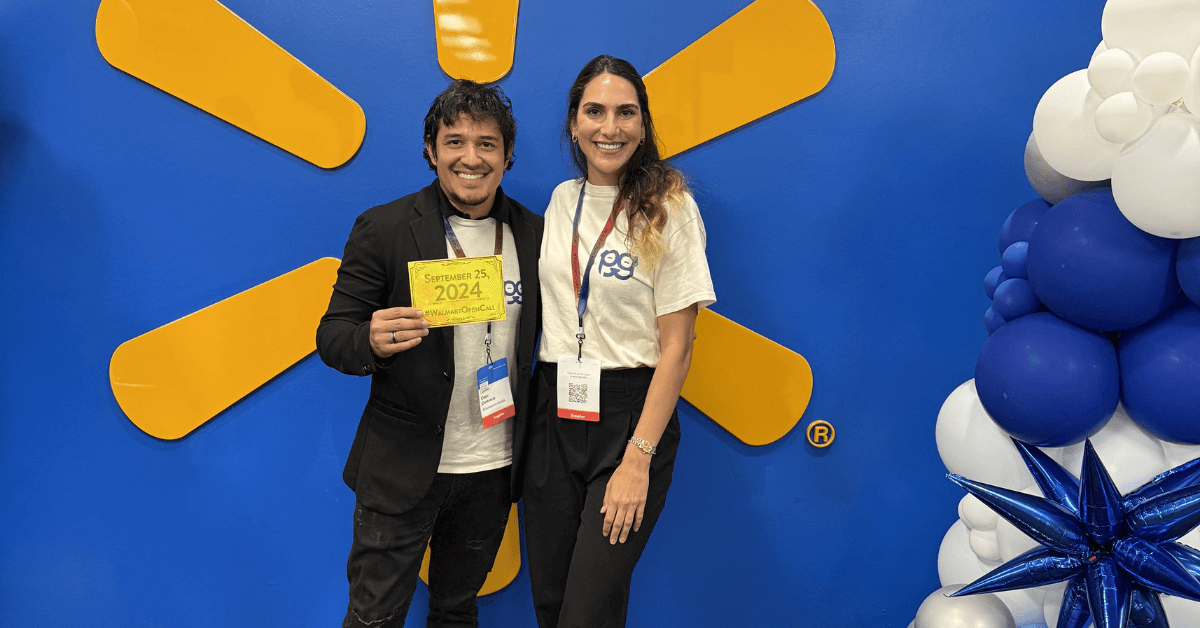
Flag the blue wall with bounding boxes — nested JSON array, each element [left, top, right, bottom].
[[0, 0, 1103, 625]]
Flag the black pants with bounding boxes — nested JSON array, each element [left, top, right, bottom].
[[343, 466, 511, 628], [522, 363, 680, 628]]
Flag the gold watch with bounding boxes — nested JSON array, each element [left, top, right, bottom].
[[628, 436, 657, 455]]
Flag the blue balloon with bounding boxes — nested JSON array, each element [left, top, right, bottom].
[[1124, 458, 1200, 512], [1002, 241, 1030, 279], [1012, 437, 1081, 514], [950, 442, 1200, 628], [985, 265, 1008, 300], [1126, 484, 1200, 543], [984, 307, 1006, 336], [1000, 198, 1051, 256], [1058, 577, 1092, 628], [1129, 589, 1169, 628], [1081, 441, 1123, 545], [1177, 237, 1200, 307], [947, 474, 1089, 554], [1027, 188, 1179, 331], [993, 278, 1040, 321], [975, 312, 1118, 446], [1086, 558, 1131, 628], [1114, 536, 1200, 601], [1119, 298, 1200, 443], [951, 547, 1083, 596]]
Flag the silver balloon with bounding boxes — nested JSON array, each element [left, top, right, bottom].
[[913, 584, 1018, 628], [1024, 133, 1109, 205]]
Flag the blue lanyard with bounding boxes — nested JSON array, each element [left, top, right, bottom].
[[571, 182, 622, 360], [443, 216, 503, 363]]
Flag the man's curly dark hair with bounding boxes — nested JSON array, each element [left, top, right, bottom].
[[422, 79, 517, 171]]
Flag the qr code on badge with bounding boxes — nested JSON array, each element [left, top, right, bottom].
[[568, 383, 588, 404]]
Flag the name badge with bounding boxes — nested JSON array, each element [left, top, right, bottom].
[[557, 356, 600, 421], [478, 358, 515, 428], [408, 255, 506, 327]]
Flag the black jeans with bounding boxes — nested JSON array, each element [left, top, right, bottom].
[[522, 364, 680, 628], [343, 466, 511, 628]]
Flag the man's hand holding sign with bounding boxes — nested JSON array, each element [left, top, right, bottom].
[[368, 307, 430, 357]]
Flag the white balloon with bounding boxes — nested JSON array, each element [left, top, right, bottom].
[[1162, 439, 1200, 467], [1033, 70, 1123, 181], [1095, 92, 1155, 143], [1092, 41, 1109, 62], [935, 380, 1034, 488], [1133, 51, 1191, 106], [1042, 441, 1085, 477], [1041, 582, 1070, 628], [969, 529, 1002, 564], [1089, 48, 1138, 98], [1088, 404, 1168, 493], [913, 585, 1017, 628], [1185, 44, 1200, 114], [1163, 595, 1200, 627], [1024, 133, 1108, 205], [1102, 0, 1200, 61], [960, 494, 1000, 532], [937, 521, 1048, 627], [1112, 111, 1200, 238], [939, 521, 987, 587]]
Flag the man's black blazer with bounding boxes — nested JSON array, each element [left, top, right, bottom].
[[316, 181, 542, 516]]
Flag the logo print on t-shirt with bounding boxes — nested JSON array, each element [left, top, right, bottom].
[[598, 250, 637, 280], [505, 280, 522, 304]]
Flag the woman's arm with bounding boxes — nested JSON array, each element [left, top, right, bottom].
[[601, 302, 698, 544]]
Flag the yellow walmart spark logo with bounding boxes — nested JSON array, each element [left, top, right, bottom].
[[100, 0, 833, 595]]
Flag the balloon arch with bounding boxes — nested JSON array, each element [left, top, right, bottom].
[[915, 1, 1200, 627]]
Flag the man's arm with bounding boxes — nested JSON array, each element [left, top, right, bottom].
[[316, 212, 428, 376]]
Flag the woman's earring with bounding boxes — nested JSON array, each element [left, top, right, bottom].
[[639, 137, 645, 145], [572, 135, 578, 143]]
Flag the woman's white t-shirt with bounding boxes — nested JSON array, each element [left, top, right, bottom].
[[537, 179, 716, 368]]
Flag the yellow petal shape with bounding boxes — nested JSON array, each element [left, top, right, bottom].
[[433, 0, 519, 84], [110, 258, 341, 440], [95, 0, 365, 169], [644, 0, 835, 158], [419, 503, 520, 596], [681, 309, 813, 446]]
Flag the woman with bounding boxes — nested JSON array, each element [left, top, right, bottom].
[[521, 55, 716, 628]]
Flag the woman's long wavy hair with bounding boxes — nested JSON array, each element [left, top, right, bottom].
[[565, 55, 687, 268]]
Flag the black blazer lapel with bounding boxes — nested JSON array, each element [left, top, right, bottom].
[[411, 184, 448, 262], [409, 183, 454, 376]]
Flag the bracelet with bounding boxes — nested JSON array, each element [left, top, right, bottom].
[[628, 436, 657, 456]]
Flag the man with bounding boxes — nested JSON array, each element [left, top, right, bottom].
[[317, 80, 541, 628]]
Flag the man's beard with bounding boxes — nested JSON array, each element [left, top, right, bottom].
[[448, 189, 489, 208]]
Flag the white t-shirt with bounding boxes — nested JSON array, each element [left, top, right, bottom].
[[438, 215, 521, 473], [538, 179, 716, 369]]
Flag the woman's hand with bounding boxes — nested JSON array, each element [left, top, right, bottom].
[[601, 444, 652, 544]]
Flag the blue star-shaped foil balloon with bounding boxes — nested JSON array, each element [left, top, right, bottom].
[[947, 439, 1200, 628]]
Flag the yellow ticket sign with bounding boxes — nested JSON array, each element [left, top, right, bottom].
[[408, 256, 506, 327]]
